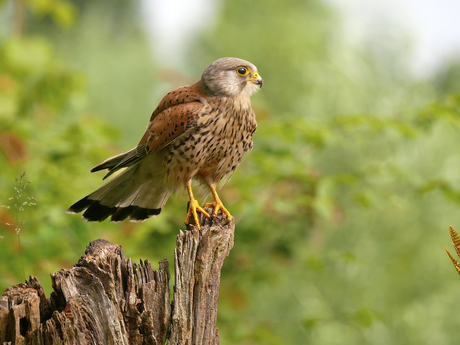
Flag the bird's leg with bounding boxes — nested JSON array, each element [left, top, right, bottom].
[[204, 185, 233, 220], [184, 180, 210, 230]]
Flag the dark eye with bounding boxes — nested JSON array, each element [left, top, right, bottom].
[[236, 67, 249, 76]]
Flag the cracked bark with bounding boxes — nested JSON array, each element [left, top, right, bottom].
[[0, 212, 234, 345]]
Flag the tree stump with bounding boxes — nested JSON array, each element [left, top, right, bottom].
[[0, 212, 234, 345]]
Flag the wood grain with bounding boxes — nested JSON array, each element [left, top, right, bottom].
[[0, 213, 234, 345]]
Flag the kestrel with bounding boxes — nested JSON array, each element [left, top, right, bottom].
[[67, 57, 263, 229]]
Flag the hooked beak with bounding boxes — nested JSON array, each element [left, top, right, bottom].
[[248, 72, 263, 88]]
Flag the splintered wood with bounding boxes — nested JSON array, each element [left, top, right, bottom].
[[0, 213, 234, 345]]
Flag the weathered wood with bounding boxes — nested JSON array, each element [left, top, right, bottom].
[[170, 212, 234, 345], [0, 213, 234, 345]]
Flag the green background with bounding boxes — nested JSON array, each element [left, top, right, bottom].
[[2, 0, 460, 344]]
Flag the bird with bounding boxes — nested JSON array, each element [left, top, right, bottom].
[[67, 57, 263, 230]]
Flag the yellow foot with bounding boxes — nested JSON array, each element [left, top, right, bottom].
[[204, 200, 233, 221], [184, 198, 210, 230]]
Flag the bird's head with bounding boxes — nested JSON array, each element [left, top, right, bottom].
[[200, 57, 263, 98]]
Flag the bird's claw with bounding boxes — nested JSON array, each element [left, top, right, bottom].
[[185, 198, 210, 230], [204, 201, 233, 221]]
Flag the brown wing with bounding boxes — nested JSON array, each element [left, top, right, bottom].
[[150, 82, 206, 121], [139, 101, 202, 153], [96, 83, 205, 179]]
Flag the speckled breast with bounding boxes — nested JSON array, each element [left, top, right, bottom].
[[164, 98, 257, 187]]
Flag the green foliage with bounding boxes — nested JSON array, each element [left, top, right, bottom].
[[2, 1, 460, 344], [29, 0, 77, 28], [0, 7, 119, 293], [0, 0, 176, 296], [190, 1, 460, 344]]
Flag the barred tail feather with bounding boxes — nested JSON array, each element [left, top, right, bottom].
[[67, 165, 170, 222]]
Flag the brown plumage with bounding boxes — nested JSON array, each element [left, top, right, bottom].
[[67, 57, 263, 229]]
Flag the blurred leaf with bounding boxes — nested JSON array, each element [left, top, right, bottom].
[[419, 180, 460, 205], [2, 38, 53, 75], [30, 0, 77, 28], [31, 69, 85, 111], [302, 317, 319, 329], [51, 0, 77, 28], [353, 192, 372, 208], [441, 186, 460, 205], [312, 178, 335, 219], [306, 255, 324, 272], [333, 173, 359, 186], [419, 180, 444, 194], [389, 121, 419, 138], [353, 308, 373, 328], [340, 252, 356, 262], [0, 74, 19, 122], [252, 326, 286, 345], [0, 93, 18, 122], [333, 114, 384, 133], [417, 95, 460, 128], [297, 121, 331, 148], [0, 131, 28, 164], [0, 208, 16, 234], [353, 308, 384, 328]]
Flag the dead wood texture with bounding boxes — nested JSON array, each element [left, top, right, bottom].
[[0, 213, 235, 345]]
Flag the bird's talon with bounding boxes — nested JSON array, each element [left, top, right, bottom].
[[185, 198, 210, 230], [204, 202, 232, 221]]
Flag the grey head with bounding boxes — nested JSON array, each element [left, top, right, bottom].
[[199, 57, 263, 98]]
